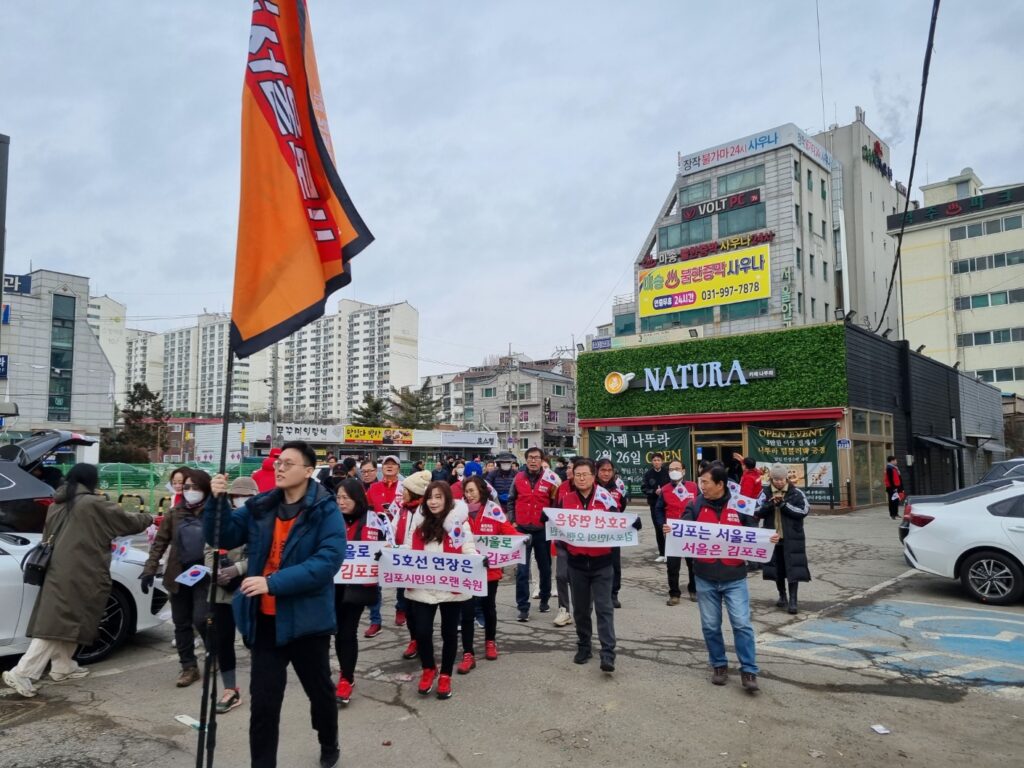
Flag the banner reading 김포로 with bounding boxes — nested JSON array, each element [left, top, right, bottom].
[[589, 428, 691, 498], [545, 508, 640, 548], [474, 534, 528, 569], [665, 520, 776, 562], [378, 549, 487, 596], [334, 541, 384, 585], [746, 424, 839, 504]]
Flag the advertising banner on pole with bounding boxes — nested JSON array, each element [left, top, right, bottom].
[[747, 424, 839, 504], [589, 428, 690, 497]]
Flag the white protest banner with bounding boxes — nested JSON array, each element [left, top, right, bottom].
[[665, 520, 776, 562], [475, 534, 528, 569], [175, 564, 211, 587], [379, 548, 487, 596], [334, 541, 385, 584], [544, 507, 639, 548]]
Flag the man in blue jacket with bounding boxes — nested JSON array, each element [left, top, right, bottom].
[[207, 441, 346, 768]]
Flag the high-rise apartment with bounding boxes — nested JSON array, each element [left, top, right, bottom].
[[86, 295, 128, 402]]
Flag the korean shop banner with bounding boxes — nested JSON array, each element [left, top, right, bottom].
[[343, 426, 413, 445], [637, 243, 771, 318], [589, 428, 690, 498], [747, 424, 838, 504]]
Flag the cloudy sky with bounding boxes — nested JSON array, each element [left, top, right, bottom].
[[2, 1, 1021, 377]]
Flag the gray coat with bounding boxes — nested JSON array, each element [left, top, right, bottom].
[[27, 484, 152, 645]]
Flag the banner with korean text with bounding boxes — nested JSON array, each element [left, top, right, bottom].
[[665, 520, 776, 562], [747, 424, 838, 504], [343, 426, 413, 445], [334, 541, 384, 584], [475, 534, 528, 569], [638, 244, 771, 318], [545, 508, 639, 547], [379, 548, 487, 596], [589, 428, 690, 498]]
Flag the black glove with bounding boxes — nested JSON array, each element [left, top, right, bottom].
[[139, 573, 154, 594], [373, 550, 383, 561], [631, 517, 642, 530], [540, 511, 549, 523]]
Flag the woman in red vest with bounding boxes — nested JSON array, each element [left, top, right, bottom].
[[332, 478, 382, 706], [390, 470, 432, 661], [459, 475, 520, 667], [400, 480, 479, 700], [656, 459, 699, 605]]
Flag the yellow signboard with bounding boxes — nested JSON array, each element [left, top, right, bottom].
[[343, 426, 413, 445], [638, 243, 771, 318]]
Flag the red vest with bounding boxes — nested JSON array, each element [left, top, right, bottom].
[[739, 469, 763, 500], [556, 480, 575, 505], [466, 501, 519, 581], [561, 486, 615, 558], [367, 479, 400, 513], [695, 501, 744, 567], [411, 523, 464, 554], [393, 501, 419, 547], [512, 471, 558, 528], [661, 481, 698, 520], [345, 514, 382, 543], [884, 464, 902, 490], [451, 480, 465, 500]]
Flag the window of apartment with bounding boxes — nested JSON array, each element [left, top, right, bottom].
[[614, 313, 636, 336], [719, 299, 769, 320], [797, 292, 804, 313], [517, 383, 531, 400], [717, 165, 764, 196], [972, 294, 990, 309], [793, 160, 800, 181], [718, 203, 766, 237], [658, 217, 712, 250], [679, 180, 711, 206], [49, 294, 76, 422], [808, 212, 814, 233], [807, 169, 813, 191], [821, 179, 827, 200], [639, 307, 713, 332], [795, 204, 800, 225], [1005, 215, 1023, 230], [993, 328, 1012, 343], [795, 247, 802, 269], [950, 226, 967, 241], [482, 387, 496, 398], [986, 219, 1003, 235], [956, 181, 971, 198], [825, 302, 830, 319], [810, 297, 816, 319], [974, 331, 992, 345], [552, 384, 566, 396], [463, 407, 474, 422], [809, 254, 815, 275], [821, 220, 827, 238], [967, 222, 983, 238], [822, 260, 828, 281]]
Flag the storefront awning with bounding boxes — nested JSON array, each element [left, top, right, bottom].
[[915, 434, 972, 450], [981, 442, 1009, 453]]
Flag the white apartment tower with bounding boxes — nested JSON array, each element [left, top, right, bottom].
[[343, 300, 419, 420], [86, 295, 127, 401], [125, 329, 165, 395]]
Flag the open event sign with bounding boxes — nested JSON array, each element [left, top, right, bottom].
[[638, 243, 771, 318]]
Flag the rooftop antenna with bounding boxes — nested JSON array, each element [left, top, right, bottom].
[[815, 0, 827, 131]]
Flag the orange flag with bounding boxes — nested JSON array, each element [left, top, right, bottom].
[[230, 0, 372, 358]]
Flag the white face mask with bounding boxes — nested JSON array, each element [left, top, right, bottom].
[[184, 490, 205, 506], [669, 470, 683, 482], [499, 463, 511, 471], [455, 468, 465, 478], [231, 497, 248, 509]]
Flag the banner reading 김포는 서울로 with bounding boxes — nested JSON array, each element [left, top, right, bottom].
[[664, 519, 776, 562], [746, 424, 839, 504]]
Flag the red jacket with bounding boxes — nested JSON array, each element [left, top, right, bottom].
[[660, 481, 698, 520], [556, 480, 575, 505], [694, 499, 745, 568], [251, 457, 277, 493], [739, 468, 763, 500], [368, 479, 401, 513], [509, 470, 559, 529], [884, 463, 903, 491], [561, 486, 615, 558], [466, 501, 520, 581]]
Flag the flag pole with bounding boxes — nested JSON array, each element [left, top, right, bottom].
[[196, 350, 234, 767]]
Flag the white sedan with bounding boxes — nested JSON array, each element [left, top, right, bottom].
[[0, 531, 169, 663], [902, 479, 1024, 605]]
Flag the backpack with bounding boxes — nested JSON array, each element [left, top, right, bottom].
[[176, 513, 206, 568]]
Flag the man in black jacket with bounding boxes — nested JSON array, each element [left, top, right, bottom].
[[641, 453, 670, 562]]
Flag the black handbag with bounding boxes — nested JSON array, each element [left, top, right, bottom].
[[22, 498, 74, 586]]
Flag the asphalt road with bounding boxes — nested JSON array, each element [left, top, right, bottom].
[[2, 506, 1022, 768]]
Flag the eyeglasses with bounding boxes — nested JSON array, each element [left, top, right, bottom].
[[273, 460, 311, 471], [183, 483, 200, 490]]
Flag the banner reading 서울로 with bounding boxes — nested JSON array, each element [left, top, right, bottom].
[[638, 243, 771, 318], [589, 428, 690, 498], [665, 519, 776, 562], [746, 424, 839, 504]]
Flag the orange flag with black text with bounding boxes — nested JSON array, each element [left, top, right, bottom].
[[230, 0, 373, 358]]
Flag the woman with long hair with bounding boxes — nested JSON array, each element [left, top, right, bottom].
[[390, 470, 432, 661], [401, 479, 477, 700]]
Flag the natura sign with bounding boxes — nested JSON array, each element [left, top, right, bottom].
[[604, 360, 749, 395]]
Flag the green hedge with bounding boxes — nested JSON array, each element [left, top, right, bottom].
[[577, 324, 848, 419]]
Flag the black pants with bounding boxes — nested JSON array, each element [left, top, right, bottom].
[[169, 579, 209, 669], [333, 586, 365, 684], [250, 614, 337, 768], [611, 548, 622, 596], [460, 580, 499, 649], [648, 497, 665, 556], [888, 493, 901, 519], [213, 603, 236, 678], [667, 556, 696, 597], [515, 525, 551, 611], [568, 561, 616, 662], [408, 599, 462, 675]]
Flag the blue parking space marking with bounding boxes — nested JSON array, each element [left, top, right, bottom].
[[760, 600, 1024, 694]]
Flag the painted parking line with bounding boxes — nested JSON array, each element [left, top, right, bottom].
[[759, 599, 1024, 698]]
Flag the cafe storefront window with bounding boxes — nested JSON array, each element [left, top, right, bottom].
[[851, 408, 892, 506]]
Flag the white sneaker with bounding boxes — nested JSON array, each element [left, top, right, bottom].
[[531, 587, 540, 600], [655, 555, 667, 563], [50, 666, 90, 682], [553, 607, 573, 627], [3, 670, 37, 698]]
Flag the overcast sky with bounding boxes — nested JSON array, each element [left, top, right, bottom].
[[2, 1, 1022, 377]]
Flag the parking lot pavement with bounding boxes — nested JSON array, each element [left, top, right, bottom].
[[2, 506, 1023, 768]]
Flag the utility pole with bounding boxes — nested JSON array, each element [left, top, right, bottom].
[[0, 134, 9, 355], [552, 334, 582, 452], [269, 343, 279, 448]]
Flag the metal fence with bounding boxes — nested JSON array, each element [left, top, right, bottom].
[[95, 463, 257, 509]]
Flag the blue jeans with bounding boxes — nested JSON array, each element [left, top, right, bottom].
[[694, 575, 758, 674], [368, 587, 406, 625], [515, 526, 551, 612]]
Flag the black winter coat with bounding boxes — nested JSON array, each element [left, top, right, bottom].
[[756, 484, 812, 583]]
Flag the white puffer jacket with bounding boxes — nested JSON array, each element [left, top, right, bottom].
[[402, 501, 478, 604]]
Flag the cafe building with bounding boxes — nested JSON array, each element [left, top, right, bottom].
[[579, 323, 1003, 508]]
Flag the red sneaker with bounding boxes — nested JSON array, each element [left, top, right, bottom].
[[402, 640, 418, 660], [335, 678, 352, 705], [417, 668, 437, 696], [456, 652, 476, 675], [436, 673, 453, 700], [363, 623, 382, 639], [395, 610, 407, 627], [484, 640, 498, 661]]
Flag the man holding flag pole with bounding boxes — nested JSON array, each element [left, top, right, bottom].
[[199, 0, 374, 765]]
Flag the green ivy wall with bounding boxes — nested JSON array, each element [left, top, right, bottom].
[[578, 324, 848, 420]]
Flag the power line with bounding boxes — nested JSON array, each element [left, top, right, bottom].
[[875, 0, 941, 334]]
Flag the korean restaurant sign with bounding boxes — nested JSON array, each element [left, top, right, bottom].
[[678, 123, 834, 175], [638, 243, 771, 318], [886, 185, 1024, 230]]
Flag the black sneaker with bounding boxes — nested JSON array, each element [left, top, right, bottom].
[[600, 659, 615, 673], [538, 601, 550, 613], [573, 648, 592, 664], [319, 746, 341, 768], [517, 609, 529, 622], [612, 596, 622, 609]]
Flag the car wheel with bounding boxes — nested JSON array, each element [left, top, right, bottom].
[[75, 586, 134, 664], [960, 551, 1024, 606]]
